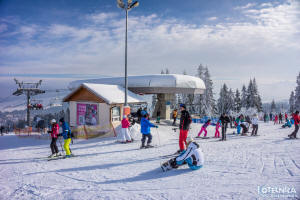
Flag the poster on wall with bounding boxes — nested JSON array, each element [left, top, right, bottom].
[[77, 103, 98, 126]]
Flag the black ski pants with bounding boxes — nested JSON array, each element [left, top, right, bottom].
[[50, 138, 59, 154], [141, 134, 152, 146], [221, 125, 226, 140], [290, 124, 299, 138], [252, 124, 258, 136]]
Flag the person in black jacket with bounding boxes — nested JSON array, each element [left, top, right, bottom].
[[179, 104, 192, 152], [219, 113, 230, 141]]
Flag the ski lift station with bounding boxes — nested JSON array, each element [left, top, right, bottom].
[[63, 74, 205, 137]]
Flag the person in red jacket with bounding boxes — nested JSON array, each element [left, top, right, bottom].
[[288, 111, 299, 139], [48, 119, 61, 158], [274, 115, 278, 125], [120, 115, 132, 143]]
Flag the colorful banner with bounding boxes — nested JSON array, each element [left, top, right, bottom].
[[77, 103, 98, 126]]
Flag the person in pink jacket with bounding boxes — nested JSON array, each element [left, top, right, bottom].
[[120, 115, 132, 143], [48, 119, 61, 158], [215, 120, 221, 138], [196, 119, 211, 138]]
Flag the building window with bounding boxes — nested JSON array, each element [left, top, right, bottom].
[[112, 106, 121, 122]]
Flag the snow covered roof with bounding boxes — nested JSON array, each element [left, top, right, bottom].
[[69, 74, 206, 94], [63, 83, 146, 104]]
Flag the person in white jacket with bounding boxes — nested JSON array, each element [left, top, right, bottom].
[[251, 114, 259, 136], [161, 137, 204, 171]]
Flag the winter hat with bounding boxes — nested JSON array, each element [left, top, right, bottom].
[[186, 136, 194, 144], [50, 119, 56, 124], [123, 115, 127, 119], [180, 104, 186, 109]]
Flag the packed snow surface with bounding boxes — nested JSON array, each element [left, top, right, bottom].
[[0, 122, 299, 200]]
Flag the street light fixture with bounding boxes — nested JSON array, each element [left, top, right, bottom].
[[117, 0, 139, 116]]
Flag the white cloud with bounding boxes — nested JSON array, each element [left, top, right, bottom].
[[234, 3, 256, 10], [207, 17, 218, 21], [1, 0, 300, 101]]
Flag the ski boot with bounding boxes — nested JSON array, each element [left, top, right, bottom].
[[145, 144, 154, 148], [161, 161, 173, 172], [140, 144, 146, 149], [48, 153, 56, 158], [55, 152, 62, 157]]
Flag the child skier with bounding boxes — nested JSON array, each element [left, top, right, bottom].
[[161, 137, 204, 172], [251, 114, 259, 136], [120, 115, 132, 143], [235, 115, 243, 134], [48, 119, 61, 158], [214, 120, 221, 138], [196, 119, 211, 138], [288, 111, 299, 139], [59, 118, 72, 158], [140, 110, 158, 148]]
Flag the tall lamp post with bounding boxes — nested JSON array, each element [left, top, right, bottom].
[[117, 0, 139, 116]]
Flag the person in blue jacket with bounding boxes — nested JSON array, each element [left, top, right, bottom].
[[140, 110, 157, 149], [59, 118, 72, 158]]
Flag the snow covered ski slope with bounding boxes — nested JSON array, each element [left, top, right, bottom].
[[0, 122, 299, 200]]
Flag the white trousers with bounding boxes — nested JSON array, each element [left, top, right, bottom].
[[121, 128, 131, 142]]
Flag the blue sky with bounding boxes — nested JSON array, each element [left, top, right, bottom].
[[0, 0, 300, 102]]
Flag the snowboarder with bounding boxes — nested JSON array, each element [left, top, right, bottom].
[[288, 111, 299, 139], [196, 119, 211, 138], [220, 113, 230, 141], [251, 114, 259, 136], [140, 110, 157, 148], [172, 109, 178, 126], [214, 120, 221, 138], [161, 137, 204, 172], [282, 119, 292, 128], [59, 118, 72, 158], [120, 115, 132, 143], [48, 119, 61, 158], [178, 104, 192, 152]]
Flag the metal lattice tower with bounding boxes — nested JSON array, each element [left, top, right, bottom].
[[12, 79, 45, 126]]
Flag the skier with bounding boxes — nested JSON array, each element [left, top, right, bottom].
[[251, 114, 259, 136], [120, 115, 132, 143], [214, 120, 221, 138], [196, 119, 211, 138], [178, 104, 192, 152], [48, 119, 61, 158], [161, 137, 204, 172], [279, 113, 283, 124], [58, 118, 72, 158], [219, 113, 230, 141], [156, 110, 161, 124], [0, 126, 4, 136], [285, 113, 288, 122], [140, 110, 157, 148], [288, 111, 299, 139], [235, 115, 243, 134], [274, 115, 278, 125], [172, 109, 178, 126]]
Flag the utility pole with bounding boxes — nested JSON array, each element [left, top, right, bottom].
[[13, 79, 45, 126]]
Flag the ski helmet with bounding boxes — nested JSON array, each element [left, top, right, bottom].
[[51, 119, 56, 124]]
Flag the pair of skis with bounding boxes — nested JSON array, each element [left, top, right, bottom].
[[47, 154, 76, 161]]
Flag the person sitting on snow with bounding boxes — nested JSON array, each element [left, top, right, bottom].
[[140, 110, 157, 149], [161, 136, 204, 171], [196, 119, 211, 138], [282, 119, 292, 128]]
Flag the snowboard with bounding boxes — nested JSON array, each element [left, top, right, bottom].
[[161, 160, 173, 172]]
